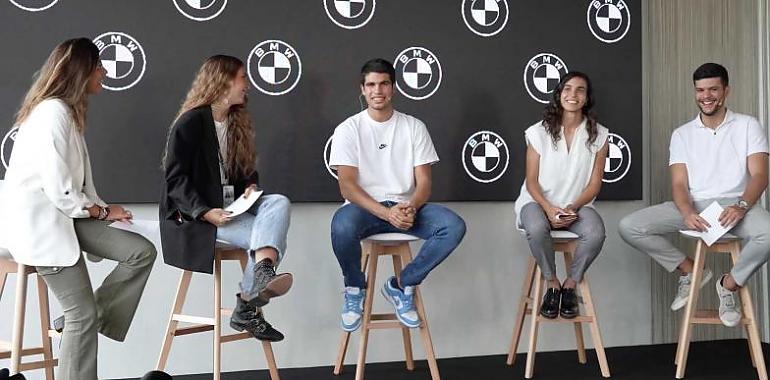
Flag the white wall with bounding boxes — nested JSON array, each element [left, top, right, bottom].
[[1, 200, 652, 379]]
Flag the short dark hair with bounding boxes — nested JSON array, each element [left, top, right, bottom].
[[360, 58, 396, 85], [693, 63, 729, 86]]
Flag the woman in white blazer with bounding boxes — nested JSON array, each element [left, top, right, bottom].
[[514, 72, 609, 321], [0, 38, 156, 380]]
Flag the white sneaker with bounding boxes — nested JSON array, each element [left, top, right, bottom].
[[670, 268, 713, 311], [716, 275, 742, 327]]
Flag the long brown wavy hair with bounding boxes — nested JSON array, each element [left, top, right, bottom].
[[15, 38, 100, 132], [164, 55, 256, 178], [541, 71, 598, 150]]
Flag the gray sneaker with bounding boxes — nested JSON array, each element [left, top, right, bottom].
[[716, 275, 742, 327], [670, 268, 713, 311]]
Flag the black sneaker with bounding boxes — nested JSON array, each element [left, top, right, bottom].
[[251, 258, 293, 307], [229, 294, 284, 342], [539, 288, 560, 319], [560, 288, 579, 319]]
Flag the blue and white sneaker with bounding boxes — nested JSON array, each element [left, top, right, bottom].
[[381, 276, 421, 328], [341, 287, 365, 332]]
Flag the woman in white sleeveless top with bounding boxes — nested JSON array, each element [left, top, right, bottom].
[[514, 72, 609, 320]]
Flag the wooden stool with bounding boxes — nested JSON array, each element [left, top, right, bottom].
[[333, 233, 440, 380], [675, 231, 767, 380], [507, 230, 610, 378], [156, 243, 280, 380], [0, 249, 58, 379]]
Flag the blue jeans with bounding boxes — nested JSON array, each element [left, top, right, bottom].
[[217, 194, 290, 300], [331, 201, 466, 288]]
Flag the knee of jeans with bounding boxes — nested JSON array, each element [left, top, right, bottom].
[[331, 213, 357, 240], [442, 216, 466, 242], [266, 194, 291, 212]]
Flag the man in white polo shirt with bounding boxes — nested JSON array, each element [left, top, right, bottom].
[[329, 58, 466, 332], [619, 63, 770, 327]]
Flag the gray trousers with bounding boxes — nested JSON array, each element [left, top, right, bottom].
[[618, 198, 770, 286], [36, 219, 157, 380], [519, 202, 606, 282]]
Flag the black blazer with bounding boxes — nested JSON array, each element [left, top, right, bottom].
[[159, 106, 259, 273]]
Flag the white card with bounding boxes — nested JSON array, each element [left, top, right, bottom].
[[683, 201, 734, 246], [224, 190, 263, 217]]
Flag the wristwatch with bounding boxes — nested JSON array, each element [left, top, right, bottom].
[[736, 199, 749, 210]]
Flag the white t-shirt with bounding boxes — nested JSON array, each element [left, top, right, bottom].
[[329, 109, 439, 203], [514, 119, 609, 226], [214, 119, 228, 183], [669, 110, 769, 200]]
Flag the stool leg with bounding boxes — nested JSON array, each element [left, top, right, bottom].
[[675, 241, 706, 379], [580, 276, 610, 377], [156, 270, 193, 370], [356, 243, 378, 380], [525, 267, 544, 379], [562, 250, 587, 364], [399, 247, 440, 379], [36, 275, 55, 380], [728, 244, 768, 380], [0, 268, 7, 301], [507, 257, 536, 366], [334, 248, 371, 375], [214, 257, 223, 380], [11, 263, 28, 375], [392, 251, 415, 371]]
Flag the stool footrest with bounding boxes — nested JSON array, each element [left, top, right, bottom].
[[691, 310, 752, 325], [220, 332, 251, 343], [366, 321, 404, 330], [19, 359, 58, 372], [175, 324, 214, 336], [0, 344, 45, 359]]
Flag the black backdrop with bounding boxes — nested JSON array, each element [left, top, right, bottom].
[[0, 0, 641, 203]]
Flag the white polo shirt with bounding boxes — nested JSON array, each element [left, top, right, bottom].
[[329, 109, 439, 203], [669, 110, 769, 200]]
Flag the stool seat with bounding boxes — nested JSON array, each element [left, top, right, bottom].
[[0, 246, 11, 260], [214, 239, 240, 250], [363, 233, 420, 244], [678, 230, 740, 241]]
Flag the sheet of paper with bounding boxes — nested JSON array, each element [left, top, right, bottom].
[[224, 190, 263, 217], [109, 219, 160, 245], [688, 201, 733, 246]]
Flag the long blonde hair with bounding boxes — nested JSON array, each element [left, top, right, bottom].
[[165, 55, 256, 179], [15, 38, 100, 132]]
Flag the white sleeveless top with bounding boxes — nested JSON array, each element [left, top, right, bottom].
[[514, 119, 609, 227]]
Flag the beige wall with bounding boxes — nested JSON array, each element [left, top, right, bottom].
[[644, 0, 768, 343]]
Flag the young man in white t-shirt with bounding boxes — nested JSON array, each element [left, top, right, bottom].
[[619, 63, 770, 327], [329, 58, 466, 331]]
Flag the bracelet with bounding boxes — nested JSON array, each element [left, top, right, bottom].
[[97, 206, 110, 220]]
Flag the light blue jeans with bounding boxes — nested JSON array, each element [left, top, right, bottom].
[[216, 194, 291, 300]]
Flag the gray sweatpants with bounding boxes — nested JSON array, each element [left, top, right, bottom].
[[519, 202, 606, 282], [618, 198, 770, 286], [35, 219, 157, 380]]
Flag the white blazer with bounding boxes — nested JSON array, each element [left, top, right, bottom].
[[0, 99, 105, 267]]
